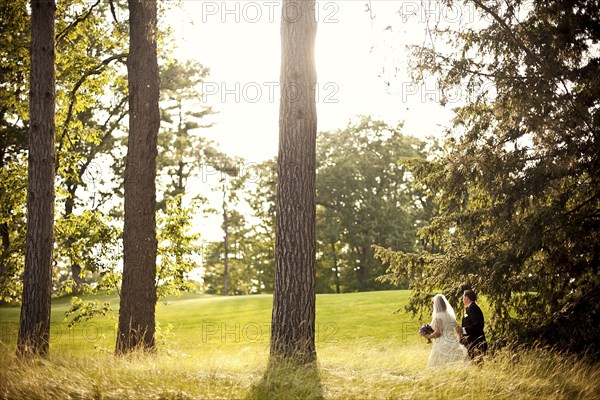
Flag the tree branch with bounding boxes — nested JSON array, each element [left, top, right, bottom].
[[56, 53, 128, 171], [78, 94, 128, 179], [468, 0, 593, 134], [109, 0, 119, 23], [56, 0, 101, 45]]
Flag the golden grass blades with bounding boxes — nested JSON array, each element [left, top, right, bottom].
[[1, 342, 598, 399]]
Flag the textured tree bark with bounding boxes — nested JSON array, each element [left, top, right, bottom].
[[270, 0, 318, 364], [116, 0, 159, 354], [17, 0, 56, 357]]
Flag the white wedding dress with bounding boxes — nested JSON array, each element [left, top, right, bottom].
[[427, 310, 468, 368]]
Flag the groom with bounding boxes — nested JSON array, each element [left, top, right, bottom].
[[461, 289, 488, 361]]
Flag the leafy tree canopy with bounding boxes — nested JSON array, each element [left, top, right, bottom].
[[375, 0, 600, 354]]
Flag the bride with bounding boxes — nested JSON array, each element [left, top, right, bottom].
[[422, 294, 467, 368]]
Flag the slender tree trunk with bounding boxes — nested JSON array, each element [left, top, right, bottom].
[[0, 222, 8, 251], [0, 152, 10, 302], [356, 246, 368, 291], [222, 184, 229, 296], [331, 242, 340, 294], [0, 222, 9, 275], [270, 0, 318, 364], [17, 0, 56, 357], [176, 99, 185, 201], [64, 183, 84, 288], [0, 148, 8, 282], [116, 0, 159, 354]]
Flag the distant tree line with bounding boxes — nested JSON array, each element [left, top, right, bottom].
[[202, 117, 433, 295]]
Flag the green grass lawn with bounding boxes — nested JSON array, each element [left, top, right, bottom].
[[1, 290, 598, 399], [0, 290, 421, 354]]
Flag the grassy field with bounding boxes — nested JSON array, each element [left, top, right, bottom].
[[1, 290, 598, 399]]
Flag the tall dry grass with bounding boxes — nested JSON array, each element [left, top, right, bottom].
[[1, 341, 597, 399]]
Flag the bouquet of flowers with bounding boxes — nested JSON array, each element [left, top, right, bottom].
[[419, 324, 434, 343]]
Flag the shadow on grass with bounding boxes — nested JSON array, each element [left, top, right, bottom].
[[245, 357, 324, 400]]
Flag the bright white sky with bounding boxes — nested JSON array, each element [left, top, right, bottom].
[[164, 0, 460, 164], [156, 0, 476, 245]]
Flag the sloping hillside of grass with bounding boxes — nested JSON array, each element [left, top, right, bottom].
[[0, 290, 420, 353], [1, 291, 598, 399]]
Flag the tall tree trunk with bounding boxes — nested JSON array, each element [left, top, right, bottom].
[[0, 222, 9, 277], [64, 183, 84, 288], [175, 99, 185, 201], [222, 184, 229, 296], [356, 246, 368, 292], [17, 0, 56, 357], [0, 150, 8, 283], [331, 242, 340, 294], [116, 0, 159, 354], [270, 0, 318, 364]]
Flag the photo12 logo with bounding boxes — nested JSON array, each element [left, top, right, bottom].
[[400, 81, 497, 105], [200, 81, 339, 104], [397, 1, 474, 24], [200, 321, 339, 343], [0, 322, 110, 345], [201, 1, 340, 24], [396, 0, 536, 25]]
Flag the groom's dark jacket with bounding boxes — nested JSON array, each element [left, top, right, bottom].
[[461, 302, 487, 351]]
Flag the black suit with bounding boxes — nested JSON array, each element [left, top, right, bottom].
[[461, 302, 487, 358]]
